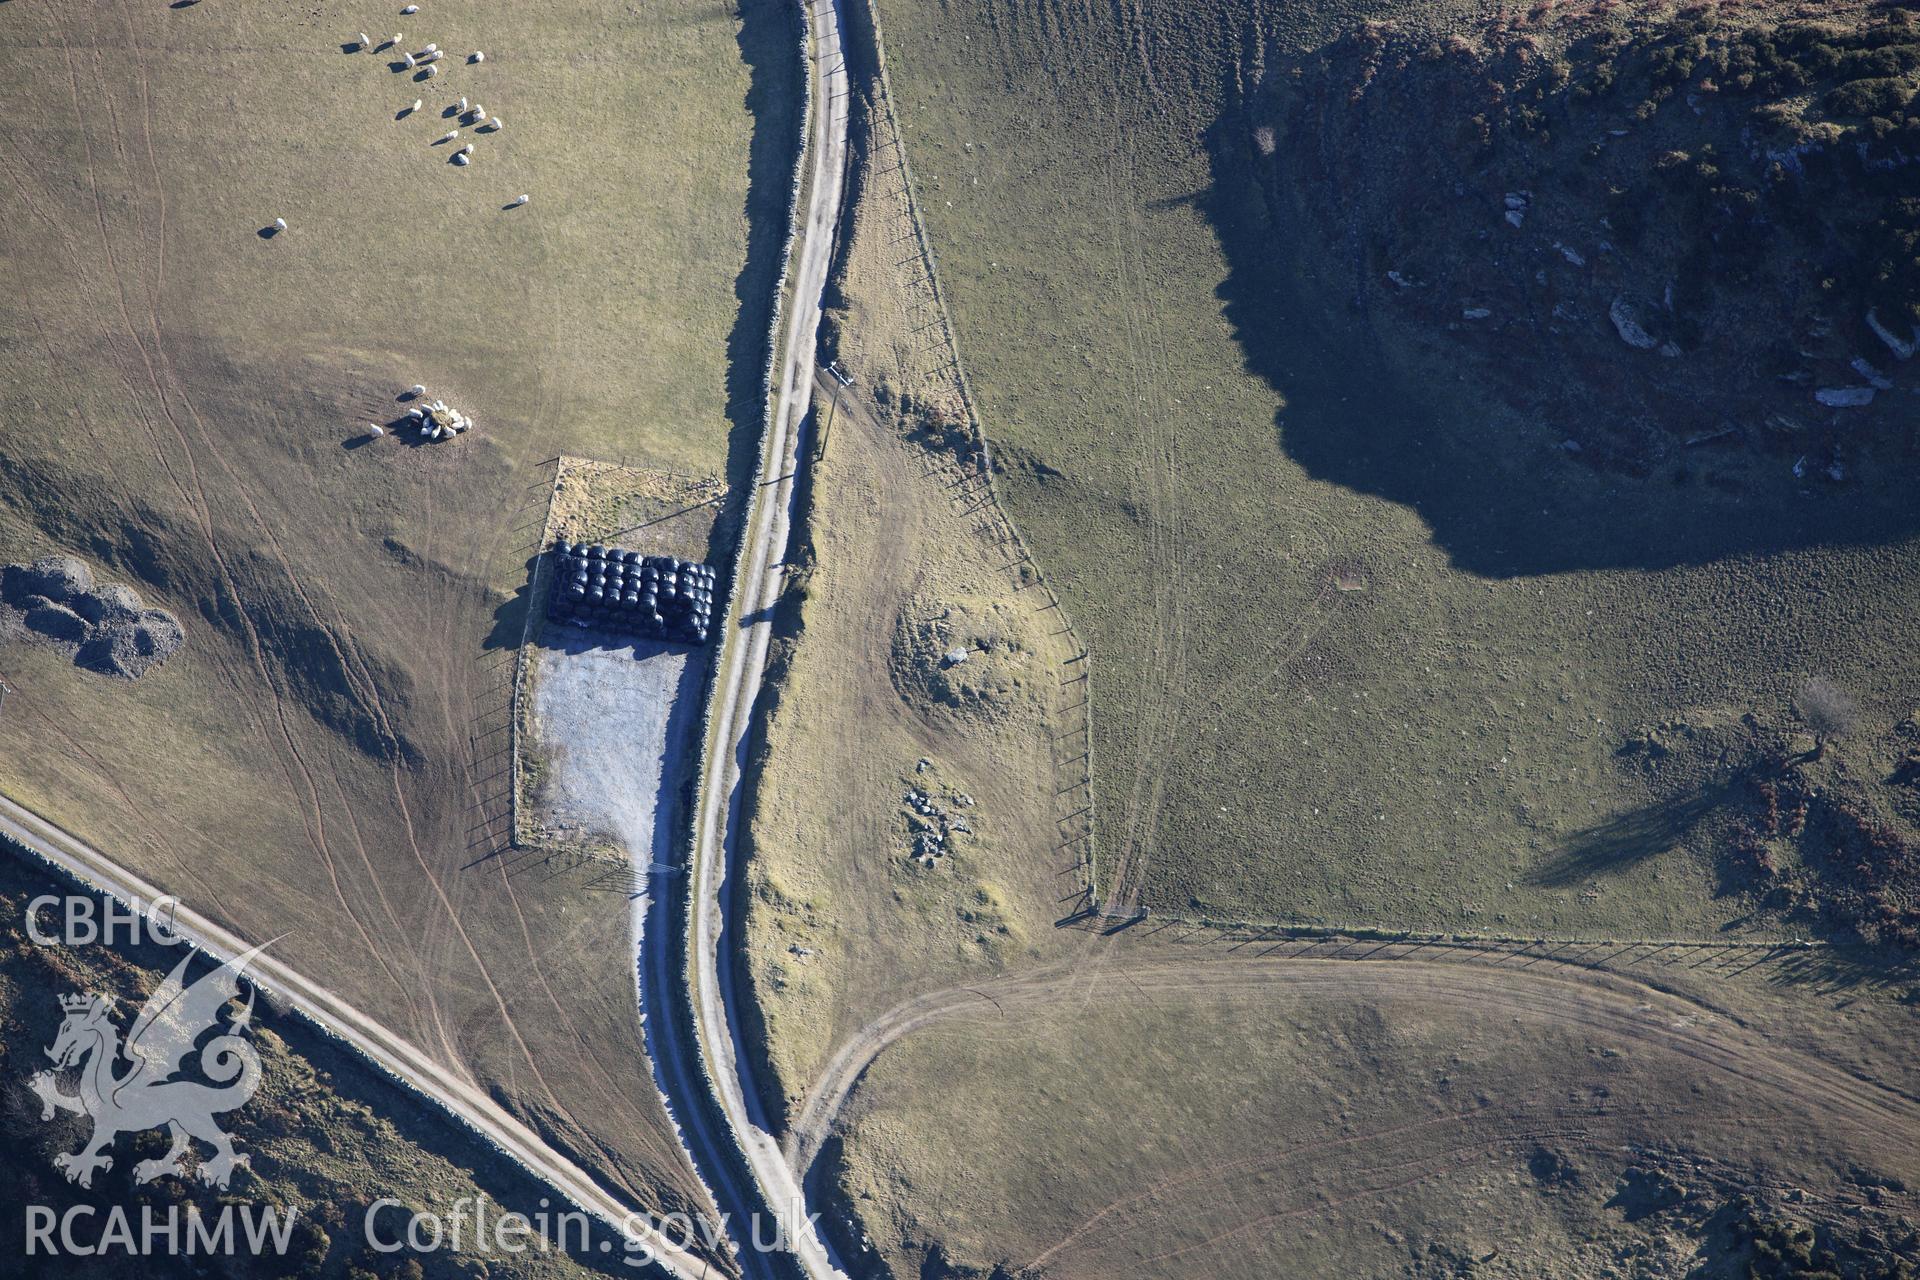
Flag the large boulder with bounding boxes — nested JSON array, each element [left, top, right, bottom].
[[1867, 308, 1916, 362], [1609, 298, 1659, 351], [78, 610, 184, 678], [1815, 387, 1876, 408]]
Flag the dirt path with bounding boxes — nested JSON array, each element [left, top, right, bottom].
[[789, 945, 1920, 1193]]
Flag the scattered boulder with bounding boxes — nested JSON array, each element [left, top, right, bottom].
[[1609, 297, 1658, 350], [1867, 308, 1916, 362], [1816, 387, 1876, 408], [1849, 357, 1894, 390]]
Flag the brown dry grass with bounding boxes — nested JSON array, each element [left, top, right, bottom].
[[737, 366, 1079, 1128], [824, 942, 1920, 1278]]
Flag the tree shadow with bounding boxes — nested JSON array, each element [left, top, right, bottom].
[[1196, 73, 1920, 578], [1528, 781, 1737, 889]]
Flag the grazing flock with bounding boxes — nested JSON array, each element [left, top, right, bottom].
[[268, 4, 525, 236]]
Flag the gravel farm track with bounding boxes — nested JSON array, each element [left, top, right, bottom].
[[682, 0, 853, 1275]]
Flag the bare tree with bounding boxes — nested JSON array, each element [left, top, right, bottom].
[[1796, 676, 1859, 761]]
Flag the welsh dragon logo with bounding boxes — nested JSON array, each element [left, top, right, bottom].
[[28, 944, 268, 1190]]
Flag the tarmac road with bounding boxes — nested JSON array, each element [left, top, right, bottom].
[[681, 1, 853, 1278], [0, 791, 717, 1280]]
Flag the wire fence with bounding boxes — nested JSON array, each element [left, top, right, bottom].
[[854, 0, 1099, 912]]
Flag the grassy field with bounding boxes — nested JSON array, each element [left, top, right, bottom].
[[821, 943, 1920, 1279], [0, 0, 797, 1227], [0, 848, 642, 1279], [735, 371, 1078, 1123], [865, 0, 1920, 940], [732, 46, 1102, 1127]]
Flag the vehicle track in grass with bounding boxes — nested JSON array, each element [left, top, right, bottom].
[[787, 946, 1920, 1201]]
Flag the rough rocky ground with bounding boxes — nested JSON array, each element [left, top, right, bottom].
[[0, 556, 184, 680]]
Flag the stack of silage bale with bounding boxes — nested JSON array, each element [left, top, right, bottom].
[[546, 541, 716, 646]]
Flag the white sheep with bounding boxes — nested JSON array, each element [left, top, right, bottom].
[[419, 423, 433, 438], [484, 117, 502, 132], [437, 129, 459, 143], [457, 143, 473, 155], [357, 32, 371, 49], [409, 98, 423, 113], [403, 52, 416, 68], [452, 153, 470, 166], [368, 423, 385, 437], [424, 64, 437, 77], [408, 384, 426, 396], [510, 193, 528, 206], [457, 96, 468, 112], [470, 51, 484, 63], [272, 217, 288, 231], [401, 4, 418, 13], [423, 42, 437, 52]]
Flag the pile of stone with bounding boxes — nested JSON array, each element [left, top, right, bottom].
[[547, 542, 716, 646], [901, 782, 974, 867], [0, 555, 185, 679]]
